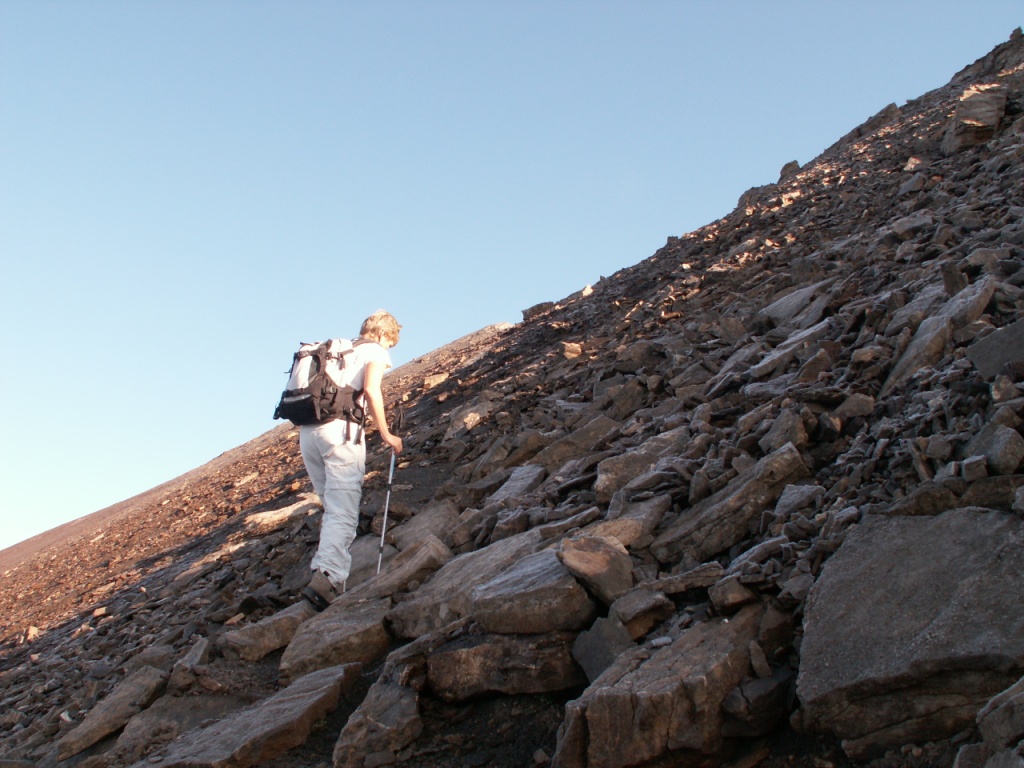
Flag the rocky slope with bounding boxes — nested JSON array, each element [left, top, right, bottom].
[[3, 28, 1024, 768]]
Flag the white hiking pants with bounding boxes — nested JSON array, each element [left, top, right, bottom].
[[299, 419, 365, 588]]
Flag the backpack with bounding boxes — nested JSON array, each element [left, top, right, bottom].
[[273, 339, 366, 427]]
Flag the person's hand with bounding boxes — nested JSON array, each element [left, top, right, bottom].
[[385, 434, 404, 455]]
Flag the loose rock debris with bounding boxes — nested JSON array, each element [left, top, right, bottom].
[[3, 26, 1024, 768]]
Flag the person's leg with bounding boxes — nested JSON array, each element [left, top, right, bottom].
[[309, 420, 365, 589], [299, 425, 327, 498]]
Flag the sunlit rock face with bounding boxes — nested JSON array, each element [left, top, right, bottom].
[[3, 27, 1024, 768]]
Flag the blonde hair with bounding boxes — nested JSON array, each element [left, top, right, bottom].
[[360, 310, 402, 346]]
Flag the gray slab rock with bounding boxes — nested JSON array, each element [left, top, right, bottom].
[[880, 315, 953, 396], [759, 278, 837, 329], [551, 604, 763, 768], [532, 415, 620, 472], [983, 749, 1024, 768], [886, 283, 947, 336], [347, 534, 397, 588], [749, 320, 834, 379], [942, 84, 1008, 155], [385, 528, 547, 640], [333, 624, 464, 768], [168, 637, 212, 690], [609, 588, 676, 640], [966, 424, 1024, 476], [643, 561, 725, 595], [593, 425, 690, 503], [968, 318, 1024, 378], [936, 276, 998, 330], [572, 617, 636, 683], [243, 494, 320, 534], [389, 500, 460, 551], [427, 630, 586, 701], [471, 549, 598, 634], [759, 409, 809, 453], [57, 665, 168, 760], [978, 676, 1024, 752], [651, 443, 809, 564], [961, 476, 1024, 511], [583, 493, 671, 548], [557, 535, 634, 605], [218, 601, 317, 663], [130, 664, 359, 768], [112, 694, 249, 765], [797, 509, 1024, 758], [347, 532, 453, 602], [485, 464, 547, 507], [279, 597, 391, 684]]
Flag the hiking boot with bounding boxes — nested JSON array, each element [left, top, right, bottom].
[[302, 570, 339, 612]]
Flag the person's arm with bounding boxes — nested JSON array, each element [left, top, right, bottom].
[[363, 359, 403, 454]]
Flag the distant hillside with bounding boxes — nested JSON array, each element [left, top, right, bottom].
[[2, 28, 1023, 768]]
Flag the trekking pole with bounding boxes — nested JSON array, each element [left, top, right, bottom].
[[376, 450, 396, 575]]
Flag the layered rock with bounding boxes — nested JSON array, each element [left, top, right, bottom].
[[2, 26, 1024, 768]]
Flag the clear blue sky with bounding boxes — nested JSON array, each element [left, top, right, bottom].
[[1, 2, 1021, 551]]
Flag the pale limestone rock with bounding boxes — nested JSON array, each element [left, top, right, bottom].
[[243, 494, 320, 533]]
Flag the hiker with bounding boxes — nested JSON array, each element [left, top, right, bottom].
[[299, 310, 404, 610]]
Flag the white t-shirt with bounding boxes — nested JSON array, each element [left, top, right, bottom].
[[343, 339, 391, 400]]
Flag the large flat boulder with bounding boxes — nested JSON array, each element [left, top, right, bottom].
[[279, 597, 391, 684], [880, 315, 952, 396], [968, 318, 1024, 378], [130, 664, 359, 768], [470, 549, 597, 634], [426, 630, 586, 701], [385, 528, 547, 640], [219, 601, 317, 662], [389, 500, 461, 551], [552, 605, 763, 768], [797, 509, 1024, 758]]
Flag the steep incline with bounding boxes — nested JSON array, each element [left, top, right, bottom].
[[2, 28, 1024, 768]]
